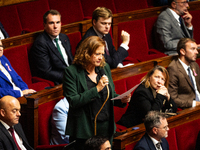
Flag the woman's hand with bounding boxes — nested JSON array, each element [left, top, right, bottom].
[[121, 94, 131, 103], [96, 75, 109, 92], [156, 86, 170, 101]]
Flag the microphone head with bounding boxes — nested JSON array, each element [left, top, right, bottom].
[[99, 68, 106, 77]]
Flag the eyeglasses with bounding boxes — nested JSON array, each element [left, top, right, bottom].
[[175, 1, 189, 5], [155, 125, 169, 130], [0, 45, 4, 49]]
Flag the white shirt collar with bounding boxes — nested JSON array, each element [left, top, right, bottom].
[[169, 8, 180, 24], [49, 34, 60, 41], [178, 58, 190, 74], [148, 134, 162, 150], [0, 120, 12, 130]]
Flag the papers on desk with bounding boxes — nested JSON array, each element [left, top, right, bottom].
[[111, 81, 142, 100]]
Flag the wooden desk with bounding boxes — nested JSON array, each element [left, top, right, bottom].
[[113, 106, 200, 150]]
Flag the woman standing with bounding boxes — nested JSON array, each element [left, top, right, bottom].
[[63, 36, 130, 149]]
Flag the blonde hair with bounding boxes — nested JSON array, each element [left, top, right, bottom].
[[141, 66, 169, 88], [92, 7, 112, 25], [73, 36, 106, 69]]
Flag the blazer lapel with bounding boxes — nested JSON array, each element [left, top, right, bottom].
[[0, 59, 14, 84], [166, 8, 187, 37], [145, 133, 157, 150], [176, 60, 194, 90], [60, 35, 72, 64], [77, 67, 88, 91], [0, 122, 17, 149], [44, 32, 66, 64]]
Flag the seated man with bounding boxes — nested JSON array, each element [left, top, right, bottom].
[[77, 7, 130, 69], [0, 95, 33, 150], [50, 98, 69, 145], [134, 111, 169, 150], [31, 10, 73, 85], [84, 136, 111, 150], [167, 38, 200, 109], [154, 0, 195, 55], [0, 40, 35, 98], [0, 22, 9, 39]]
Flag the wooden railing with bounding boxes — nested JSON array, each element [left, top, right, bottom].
[[113, 105, 200, 150]]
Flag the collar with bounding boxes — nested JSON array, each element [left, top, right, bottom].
[[169, 8, 180, 24], [178, 58, 190, 74], [49, 34, 60, 41], [93, 26, 104, 38], [148, 134, 162, 147], [85, 67, 100, 75], [0, 120, 12, 130]]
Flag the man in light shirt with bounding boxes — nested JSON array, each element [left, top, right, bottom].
[[31, 10, 73, 85], [0, 95, 33, 150], [77, 7, 130, 68], [134, 111, 169, 150], [167, 38, 200, 109], [0, 40, 35, 98], [154, 0, 199, 55], [0, 22, 9, 39]]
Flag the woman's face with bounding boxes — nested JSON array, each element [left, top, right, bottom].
[[89, 45, 104, 67], [149, 69, 166, 90], [0, 41, 3, 57]]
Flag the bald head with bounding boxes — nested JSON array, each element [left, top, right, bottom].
[[0, 96, 21, 126]]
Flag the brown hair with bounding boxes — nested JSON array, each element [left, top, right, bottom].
[[73, 36, 106, 69], [177, 38, 196, 56], [141, 65, 169, 88], [92, 7, 112, 25], [43, 10, 61, 24]]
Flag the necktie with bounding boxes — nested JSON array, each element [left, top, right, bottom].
[[8, 127, 21, 150], [188, 67, 200, 101], [179, 17, 188, 37], [102, 36, 110, 56], [54, 38, 63, 58], [156, 142, 161, 150]]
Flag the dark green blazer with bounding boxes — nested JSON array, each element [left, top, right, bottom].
[[63, 63, 125, 139]]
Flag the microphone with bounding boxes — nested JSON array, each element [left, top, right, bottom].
[[99, 68, 106, 77], [99, 68, 108, 85]]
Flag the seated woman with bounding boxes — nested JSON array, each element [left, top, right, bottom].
[[0, 40, 35, 98], [63, 36, 131, 150], [117, 65, 177, 128]]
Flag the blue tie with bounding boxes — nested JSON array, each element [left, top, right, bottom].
[[179, 17, 188, 37], [188, 67, 200, 101]]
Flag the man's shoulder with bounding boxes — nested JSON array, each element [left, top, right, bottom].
[[84, 27, 96, 37], [66, 64, 79, 73], [134, 134, 150, 149], [157, 8, 173, 22], [33, 31, 49, 43], [59, 33, 69, 39], [168, 59, 178, 70]]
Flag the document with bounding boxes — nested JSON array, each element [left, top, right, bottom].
[[111, 81, 142, 100]]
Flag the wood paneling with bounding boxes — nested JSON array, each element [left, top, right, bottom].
[[0, 0, 34, 7]]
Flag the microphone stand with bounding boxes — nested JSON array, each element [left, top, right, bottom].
[[94, 84, 110, 136]]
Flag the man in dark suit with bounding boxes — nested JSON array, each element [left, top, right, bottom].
[[154, 0, 196, 55], [31, 10, 73, 85], [77, 7, 130, 69], [0, 22, 9, 39], [0, 95, 33, 150], [134, 111, 169, 150], [0, 40, 35, 98], [167, 38, 200, 109]]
